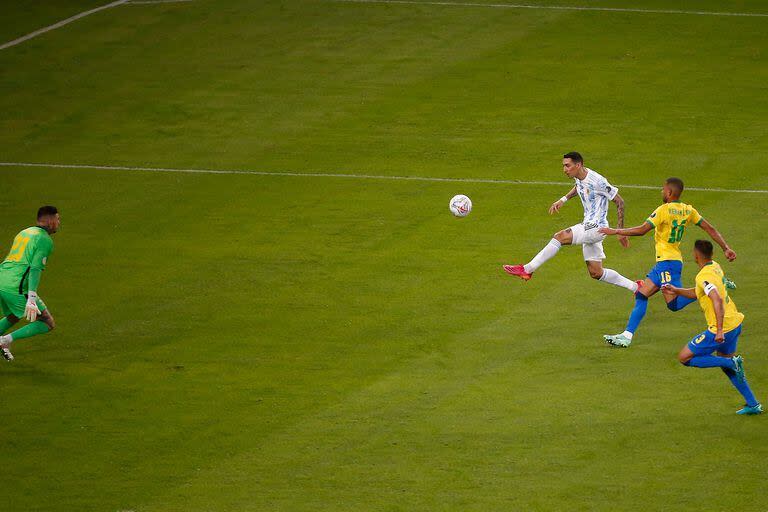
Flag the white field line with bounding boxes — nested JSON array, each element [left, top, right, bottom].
[[0, 0, 759, 53], [1, 161, 767, 194], [0, 0, 129, 51], [331, 0, 768, 18], [124, 0, 193, 4]]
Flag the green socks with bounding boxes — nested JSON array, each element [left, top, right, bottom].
[[10, 321, 50, 341], [0, 316, 14, 334]]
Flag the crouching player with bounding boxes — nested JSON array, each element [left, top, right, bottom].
[[662, 240, 761, 415], [0, 206, 59, 361]]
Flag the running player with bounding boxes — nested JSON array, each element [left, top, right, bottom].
[[662, 240, 760, 415], [504, 152, 640, 293], [600, 178, 735, 347], [0, 206, 60, 361]]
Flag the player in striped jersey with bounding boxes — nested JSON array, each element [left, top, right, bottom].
[[504, 152, 640, 293]]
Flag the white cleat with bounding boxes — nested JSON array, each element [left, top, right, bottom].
[[604, 333, 632, 348], [1, 346, 14, 361]]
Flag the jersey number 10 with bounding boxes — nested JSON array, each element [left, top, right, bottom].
[[667, 219, 687, 243]]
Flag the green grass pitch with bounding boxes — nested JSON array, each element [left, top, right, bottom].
[[1, 0, 767, 510]]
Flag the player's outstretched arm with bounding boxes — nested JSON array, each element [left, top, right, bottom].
[[549, 186, 577, 215], [697, 219, 736, 261], [599, 221, 653, 238], [661, 284, 696, 299]]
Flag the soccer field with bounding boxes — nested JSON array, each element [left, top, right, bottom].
[[1, 0, 767, 510]]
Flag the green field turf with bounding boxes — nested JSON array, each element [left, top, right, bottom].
[[1, 1, 767, 510]]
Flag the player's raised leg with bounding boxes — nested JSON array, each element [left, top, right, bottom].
[[583, 241, 638, 292], [577, 222, 638, 292], [503, 227, 572, 281], [587, 261, 640, 291]]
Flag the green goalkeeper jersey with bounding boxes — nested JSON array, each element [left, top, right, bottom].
[[0, 227, 54, 294]]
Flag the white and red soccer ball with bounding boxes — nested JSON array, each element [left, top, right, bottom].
[[449, 194, 472, 218]]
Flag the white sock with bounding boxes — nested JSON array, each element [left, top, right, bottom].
[[621, 330, 634, 340], [599, 268, 637, 291], [524, 239, 561, 274], [0, 334, 11, 346]]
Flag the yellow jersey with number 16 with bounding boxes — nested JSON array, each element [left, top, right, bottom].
[[645, 201, 703, 262]]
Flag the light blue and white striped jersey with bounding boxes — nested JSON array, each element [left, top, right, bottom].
[[575, 168, 618, 227]]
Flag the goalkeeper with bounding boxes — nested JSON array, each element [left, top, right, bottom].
[[0, 206, 60, 361]]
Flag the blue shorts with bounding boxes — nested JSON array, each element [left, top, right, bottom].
[[687, 324, 743, 356], [647, 260, 683, 288]]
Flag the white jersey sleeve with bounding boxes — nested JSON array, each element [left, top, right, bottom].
[[595, 174, 619, 200]]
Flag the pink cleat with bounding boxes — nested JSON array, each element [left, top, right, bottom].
[[503, 264, 532, 281]]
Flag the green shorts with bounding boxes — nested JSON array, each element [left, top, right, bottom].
[[0, 289, 47, 318]]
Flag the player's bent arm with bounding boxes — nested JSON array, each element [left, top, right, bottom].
[[611, 193, 626, 229], [600, 222, 653, 237], [706, 286, 726, 337], [698, 219, 736, 261], [28, 267, 42, 293], [24, 268, 43, 322]]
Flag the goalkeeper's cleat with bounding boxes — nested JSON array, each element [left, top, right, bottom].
[[1, 346, 13, 362], [724, 278, 737, 290], [732, 355, 746, 383], [736, 403, 763, 415], [604, 333, 632, 348], [503, 264, 532, 281]]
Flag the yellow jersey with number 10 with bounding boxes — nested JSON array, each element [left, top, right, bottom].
[[645, 201, 703, 262], [695, 261, 744, 333]]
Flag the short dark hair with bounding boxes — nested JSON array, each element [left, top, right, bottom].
[[694, 239, 713, 259], [563, 151, 583, 164], [665, 177, 684, 196], [37, 206, 58, 220]]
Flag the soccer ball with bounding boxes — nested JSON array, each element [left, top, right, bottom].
[[449, 194, 472, 217]]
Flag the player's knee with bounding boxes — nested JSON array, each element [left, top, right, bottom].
[[5, 314, 19, 325], [588, 268, 603, 280], [42, 313, 55, 331], [678, 353, 691, 365], [553, 230, 568, 242]]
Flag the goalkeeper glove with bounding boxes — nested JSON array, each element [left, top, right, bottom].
[[25, 291, 41, 322]]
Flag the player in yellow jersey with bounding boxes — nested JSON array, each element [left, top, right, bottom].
[[661, 240, 760, 415], [599, 178, 736, 347]]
